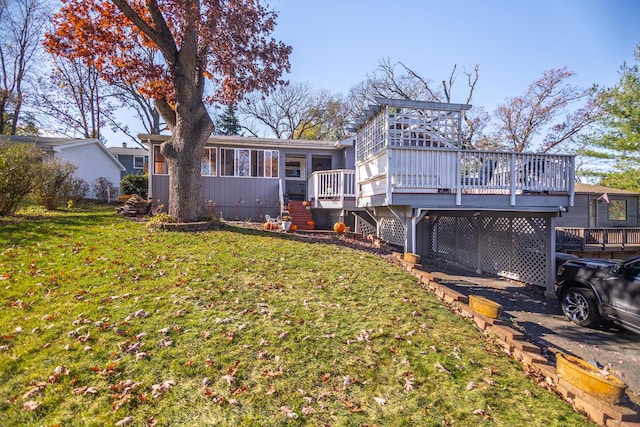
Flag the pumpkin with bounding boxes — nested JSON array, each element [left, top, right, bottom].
[[263, 222, 270, 230], [290, 224, 297, 231], [333, 222, 346, 233], [306, 220, 315, 226]]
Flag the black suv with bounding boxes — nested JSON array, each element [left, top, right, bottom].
[[555, 256, 640, 335]]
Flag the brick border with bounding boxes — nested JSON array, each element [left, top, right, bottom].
[[395, 254, 640, 427]]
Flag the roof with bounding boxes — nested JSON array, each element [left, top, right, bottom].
[[0, 135, 125, 171], [0, 135, 94, 151], [139, 134, 346, 150], [574, 182, 640, 195], [108, 146, 149, 156]]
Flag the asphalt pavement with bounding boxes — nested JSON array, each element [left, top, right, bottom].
[[419, 257, 640, 396]]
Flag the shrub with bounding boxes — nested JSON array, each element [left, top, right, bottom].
[[31, 160, 77, 210], [0, 142, 43, 216], [93, 177, 117, 202], [61, 177, 89, 205], [120, 174, 148, 198]]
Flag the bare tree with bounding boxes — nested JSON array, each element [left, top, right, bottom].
[[493, 68, 599, 153], [347, 58, 481, 147], [35, 56, 119, 139], [0, 0, 48, 134], [239, 82, 346, 140], [110, 80, 164, 144], [105, 45, 164, 145]]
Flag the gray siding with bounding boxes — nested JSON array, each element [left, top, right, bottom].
[[117, 154, 148, 178], [555, 194, 591, 228], [151, 175, 280, 221], [555, 194, 639, 228]]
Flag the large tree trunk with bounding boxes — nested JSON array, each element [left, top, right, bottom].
[[161, 100, 213, 222]]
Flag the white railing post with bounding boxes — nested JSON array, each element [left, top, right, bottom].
[[455, 151, 462, 205], [510, 153, 517, 206]]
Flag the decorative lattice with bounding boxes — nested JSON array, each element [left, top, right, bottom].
[[430, 215, 550, 288], [379, 216, 405, 247], [480, 217, 513, 277], [511, 217, 547, 286], [356, 218, 377, 236]]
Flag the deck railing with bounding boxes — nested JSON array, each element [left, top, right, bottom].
[[307, 170, 356, 206], [556, 227, 640, 251], [385, 147, 575, 206]]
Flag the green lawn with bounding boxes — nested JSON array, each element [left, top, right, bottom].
[[0, 207, 592, 426]]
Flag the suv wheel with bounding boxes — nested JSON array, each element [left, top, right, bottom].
[[560, 288, 601, 328]]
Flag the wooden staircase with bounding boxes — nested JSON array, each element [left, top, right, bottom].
[[285, 200, 314, 230]]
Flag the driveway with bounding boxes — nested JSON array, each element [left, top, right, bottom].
[[420, 258, 640, 396]]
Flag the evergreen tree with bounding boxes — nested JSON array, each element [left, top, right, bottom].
[[215, 104, 242, 136], [586, 43, 640, 190]]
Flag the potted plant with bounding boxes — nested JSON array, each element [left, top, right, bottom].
[[281, 215, 293, 232]]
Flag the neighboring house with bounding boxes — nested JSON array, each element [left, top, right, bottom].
[[0, 135, 125, 199], [144, 98, 575, 294], [108, 143, 149, 179], [556, 182, 640, 257]]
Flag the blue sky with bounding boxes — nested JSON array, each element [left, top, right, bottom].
[[269, 0, 640, 112], [106, 0, 640, 146]]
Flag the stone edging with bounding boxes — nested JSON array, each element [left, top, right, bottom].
[[396, 254, 640, 427], [147, 220, 224, 232]]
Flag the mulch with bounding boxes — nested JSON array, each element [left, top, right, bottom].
[[224, 220, 396, 257]]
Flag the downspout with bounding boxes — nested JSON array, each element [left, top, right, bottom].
[[147, 136, 153, 200]]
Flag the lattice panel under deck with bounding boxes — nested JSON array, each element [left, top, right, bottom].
[[455, 218, 478, 267], [511, 217, 547, 286], [429, 215, 550, 288], [431, 217, 458, 257], [379, 216, 406, 247], [480, 217, 513, 276]]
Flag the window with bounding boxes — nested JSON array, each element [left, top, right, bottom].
[[201, 148, 216, 176], [133, 156, 146, 169], [285, 157, 306, 179], [153, 145, 167, 174], [220, 148, 279, 177], [608, 199, 627, 221]]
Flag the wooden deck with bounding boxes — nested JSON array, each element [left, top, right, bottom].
[[557, 227, 640, 251]]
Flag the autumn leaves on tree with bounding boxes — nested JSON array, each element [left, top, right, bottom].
[[45, 0, 291, 222]]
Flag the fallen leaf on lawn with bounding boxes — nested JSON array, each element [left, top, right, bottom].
[[23, 383, 46, 399], [277, 406, 298, 419], [342, 375, 356, 388], [472, 408, 491, 419], [301, 406, 315, 415], [266, 383, 276, 395], [72, 386, 98, 395], [151, 380, 175, 399], [483, 377, 497, 386], [263, 366, 283, 378], [524, 389, 533, 397], [115, 416, 134, 426], [146, 417, 157, 427], [434, 363, 451, 374], [374, 396, 387, 406], [221, 374, 235, 385], [135, 352, 149, 362], [466, 381, 477, 391], [158, 337, 173, 348], [23, 400, 40, 411], [404, 376, 416, 392]]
